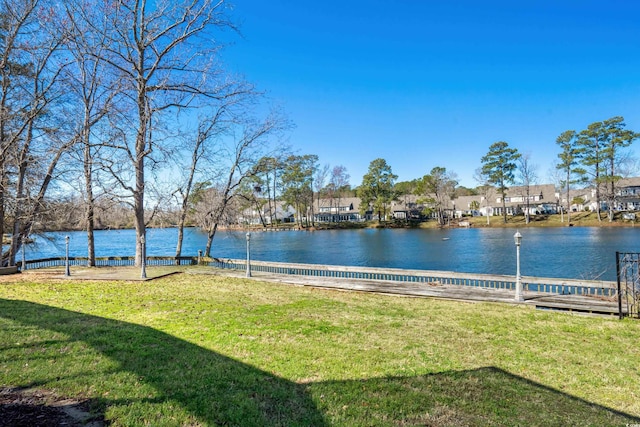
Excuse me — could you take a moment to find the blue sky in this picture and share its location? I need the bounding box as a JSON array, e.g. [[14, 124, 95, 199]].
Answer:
[[222, 1, 640, 188]]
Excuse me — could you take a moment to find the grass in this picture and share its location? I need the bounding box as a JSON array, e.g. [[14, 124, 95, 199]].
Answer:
[[409, 211, 639, 229], [464, 211, 638, 228], [1, 271, 639, 426], [233, 211, 636, 232]]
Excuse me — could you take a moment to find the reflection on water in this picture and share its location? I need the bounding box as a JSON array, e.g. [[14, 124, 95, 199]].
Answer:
[[19, 226, 640, 281]]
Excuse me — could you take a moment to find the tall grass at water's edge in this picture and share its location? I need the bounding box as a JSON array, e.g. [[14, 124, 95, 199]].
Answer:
[[0, 273, 639, 426]]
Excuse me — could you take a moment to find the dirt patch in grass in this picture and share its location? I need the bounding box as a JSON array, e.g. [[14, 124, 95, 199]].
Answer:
[[0, 387, 105, 426]]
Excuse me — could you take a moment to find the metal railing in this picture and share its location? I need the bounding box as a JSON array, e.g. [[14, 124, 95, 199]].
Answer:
[[22, 256, 197, 270], [19, 256, 617, 298], [206, 258, 617, 298]]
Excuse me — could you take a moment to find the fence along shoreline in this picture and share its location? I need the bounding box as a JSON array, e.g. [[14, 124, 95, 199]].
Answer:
[[20, 256, 617, 298]]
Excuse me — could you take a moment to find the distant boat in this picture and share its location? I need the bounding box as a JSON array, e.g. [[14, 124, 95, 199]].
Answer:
[[442, 237, 450, 241]]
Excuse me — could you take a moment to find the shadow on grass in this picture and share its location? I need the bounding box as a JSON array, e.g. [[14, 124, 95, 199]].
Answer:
[[309, 368, 640, 426], [1, 299, 639, 426], [0, 299, 327, 426]]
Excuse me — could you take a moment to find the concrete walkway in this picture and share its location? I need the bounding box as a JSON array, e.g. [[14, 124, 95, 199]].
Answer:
[[206, 268, 623, 316], [15, 265, 623, 317]]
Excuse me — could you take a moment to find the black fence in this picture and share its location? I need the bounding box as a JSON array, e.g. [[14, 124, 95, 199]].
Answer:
[[22, 256, 198, 270], [616, 252, 640, 319]]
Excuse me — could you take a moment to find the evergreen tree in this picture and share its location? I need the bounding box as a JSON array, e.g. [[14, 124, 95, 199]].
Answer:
[[481, 141, 521, 223], [556, 130, 584, 225], [357, 158, 397, 222]]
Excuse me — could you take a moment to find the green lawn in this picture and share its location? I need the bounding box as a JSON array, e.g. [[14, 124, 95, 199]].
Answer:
[[1, 272, 639, 426]]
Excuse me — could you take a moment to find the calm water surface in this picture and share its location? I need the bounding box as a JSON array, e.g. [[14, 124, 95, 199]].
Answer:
[[20, 227, 640, 281]]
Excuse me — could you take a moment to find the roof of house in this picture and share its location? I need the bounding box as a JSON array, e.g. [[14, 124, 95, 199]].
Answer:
[[617, 177, 640, 188], [313, 196, 362, 213]]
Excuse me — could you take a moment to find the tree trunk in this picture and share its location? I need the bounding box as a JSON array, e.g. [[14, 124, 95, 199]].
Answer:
[[134, 188, 145, 266], [273, 167, 279, 228], [608, 157, 615, 222], [595, 156, 602, 222], [134, 73, 148, 266], [204, 222, 218, 257], [12, 140, 70, 264], [86, 199, 96, 266], [595, 189, 602, 221], [0, 174, 4, 266], [502, 191, 508, 223], [134, 151, 146, 266], [84, 118, 96, 266], [175, 219, 185, 260], [266, 169, 275, 227], [525, 186, 530, 224], [175, 154, 197, 258], [9, 118, 34, 266], [502, 203, 507, 223], [566, 171, 571, 225]]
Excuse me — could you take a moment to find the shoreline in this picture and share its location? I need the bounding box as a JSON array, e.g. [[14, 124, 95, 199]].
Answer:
[[29, 212, 639, 234]]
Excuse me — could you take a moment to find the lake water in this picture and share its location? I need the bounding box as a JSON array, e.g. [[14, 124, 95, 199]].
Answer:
[[18, 226, 640, 281]]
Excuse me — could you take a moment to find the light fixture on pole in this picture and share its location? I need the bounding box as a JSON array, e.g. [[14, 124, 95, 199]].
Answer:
[[64, 235, 70, 277], [246, 232, 251, 278], [140, 235, 147, 279], [514, 230, 523, 301]]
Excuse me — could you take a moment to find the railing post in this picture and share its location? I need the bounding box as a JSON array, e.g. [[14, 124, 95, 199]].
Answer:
[[140, 235, 147, 279], [616, 251, 623, 320]]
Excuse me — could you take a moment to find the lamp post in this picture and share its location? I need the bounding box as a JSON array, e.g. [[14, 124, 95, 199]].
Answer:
[[246, 232, 251, 278], [140, 235, 147, 279], [64, 235, 70, 277], [514, 231, 523, 301]]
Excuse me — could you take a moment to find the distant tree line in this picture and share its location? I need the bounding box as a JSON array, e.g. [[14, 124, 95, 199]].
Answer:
[[354, 116, 637, 226], [20, 109, 639, 263]]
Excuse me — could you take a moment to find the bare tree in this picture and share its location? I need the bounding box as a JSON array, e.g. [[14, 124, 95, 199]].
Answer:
[[328, 165, 350, 220], [0, 0, 39, 264], [517, 153, 538, 224], [1, 1, 77, 266], [312, 163, 330, 225], [173, 108, 228, 258], [63, 0, 120, 266], [474, 167, 494, 226], [415, 167, 457, 226], [194, 113, 284, 256], [93, 0, 239, 265]]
